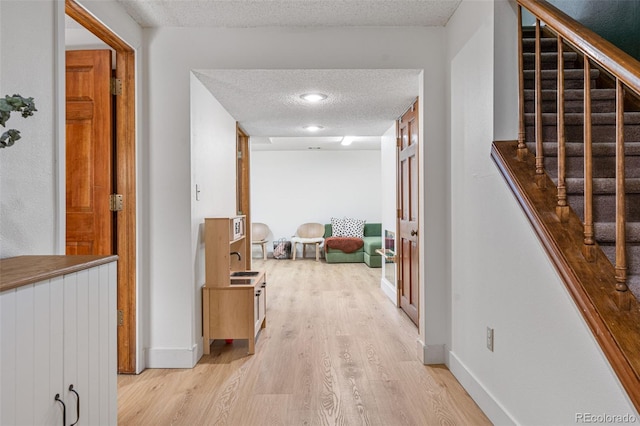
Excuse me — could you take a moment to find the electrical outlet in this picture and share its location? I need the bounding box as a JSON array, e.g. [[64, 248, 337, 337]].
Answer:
[[486, 327, 494, 352]]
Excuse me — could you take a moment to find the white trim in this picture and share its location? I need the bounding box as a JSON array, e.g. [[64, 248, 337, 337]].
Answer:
[[55, 0, 66, 255], [418, 339, 446, 364], [380, 277, 396, 304], [448, 351, 516, 425], [146, 345, 199, 369], [195, 337, 204, 365]]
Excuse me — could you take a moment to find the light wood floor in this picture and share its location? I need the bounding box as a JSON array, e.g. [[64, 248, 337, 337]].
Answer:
[[118, 259, 491, 425]]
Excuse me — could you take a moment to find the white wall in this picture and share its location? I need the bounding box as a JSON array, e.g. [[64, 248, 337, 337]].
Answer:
[[447, 0, 636, 423], [251, 149, 381, 257], [144, 25, 448, 367], [0, 0, 59, 257], [189, 73, 237, 365], [0, 0, 147, 371]]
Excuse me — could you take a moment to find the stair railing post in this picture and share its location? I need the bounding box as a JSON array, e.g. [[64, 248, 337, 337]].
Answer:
[[556, 36, 569, 222], [517, 5, 527, 160], [583, 57, 596, 262], [535, 19, 546, 188], [615, 79, 628, 292]]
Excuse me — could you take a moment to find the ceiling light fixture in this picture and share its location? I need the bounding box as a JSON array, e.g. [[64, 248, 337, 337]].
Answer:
[[341, 136, 354, 146], [300, 93, 327, 102], [303, 125, 323, 132]]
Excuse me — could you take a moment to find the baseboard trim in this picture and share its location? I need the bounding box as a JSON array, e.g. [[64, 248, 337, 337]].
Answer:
[[146, 345, 199, 369], [380, 278, 396, 305], [418, 340, 446, 364], [449, 351, 516, 425]]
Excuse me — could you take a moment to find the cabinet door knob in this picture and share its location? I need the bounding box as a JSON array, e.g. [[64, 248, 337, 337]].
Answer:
[[69, 384, 80, 426], [410, 229, 418, 236]]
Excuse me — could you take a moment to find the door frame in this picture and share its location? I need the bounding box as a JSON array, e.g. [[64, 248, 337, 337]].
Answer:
[[65, 0, 137, 374], [236, 125, 252, 264]]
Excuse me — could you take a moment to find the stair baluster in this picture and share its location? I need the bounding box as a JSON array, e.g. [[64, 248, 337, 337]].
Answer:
[[556, 36, 569, 222], [517, 5, 527, 160], [616, 80, 629, 292], [582, 57, 597, 261], [534, 19, 545, 188]]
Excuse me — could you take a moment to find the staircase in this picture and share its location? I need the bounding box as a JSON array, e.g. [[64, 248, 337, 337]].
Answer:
[[522, 26, 640, 299], [491, 0, 640, 412]]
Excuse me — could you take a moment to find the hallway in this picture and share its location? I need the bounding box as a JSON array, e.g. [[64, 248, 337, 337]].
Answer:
[[117, 260, 489, 425]]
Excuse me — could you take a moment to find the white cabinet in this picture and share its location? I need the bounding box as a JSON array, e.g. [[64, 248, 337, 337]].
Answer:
[[0, 256, 117, 426]]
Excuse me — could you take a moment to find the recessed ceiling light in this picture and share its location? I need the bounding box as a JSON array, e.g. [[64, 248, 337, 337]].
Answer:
[[303, 125, 324, 132], [300, 93, 327, 102]]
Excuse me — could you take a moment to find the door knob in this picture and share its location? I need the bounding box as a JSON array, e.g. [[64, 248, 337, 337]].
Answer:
[[410, 229, 418, 236]]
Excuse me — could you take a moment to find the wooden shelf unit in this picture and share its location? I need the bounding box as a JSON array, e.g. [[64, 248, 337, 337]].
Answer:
[[203, 216, 267, 355], [202, 271, 267, 355], [205, 216, 247, 287]]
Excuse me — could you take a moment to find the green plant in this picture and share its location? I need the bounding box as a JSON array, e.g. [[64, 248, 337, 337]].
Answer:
[[0, 94, 37, 149]]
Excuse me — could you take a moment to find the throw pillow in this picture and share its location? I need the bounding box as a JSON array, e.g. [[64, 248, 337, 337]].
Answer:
[[342, 217, 365, 238], [331, 217, 346, 237]]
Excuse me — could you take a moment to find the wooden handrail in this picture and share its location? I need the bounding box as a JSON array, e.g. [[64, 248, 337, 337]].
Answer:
[[517, 0, 640, 98]]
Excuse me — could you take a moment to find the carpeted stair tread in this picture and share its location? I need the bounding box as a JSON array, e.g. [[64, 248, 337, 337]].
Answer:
[[523, 51, 579, 63], [524, 88, 617, 102], [525, 123, 640, 143], [565, 178, 640, 194], [522, 37, 560, 50], [594, 222, 640, 243], [524, 89, 619, 114], [523, 69, 599, 80], [525, 112, 640, 126], [540, 142, 640, 157]]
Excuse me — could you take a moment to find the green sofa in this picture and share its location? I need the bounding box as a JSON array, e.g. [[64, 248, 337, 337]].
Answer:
[[324, 223, 382, 267]]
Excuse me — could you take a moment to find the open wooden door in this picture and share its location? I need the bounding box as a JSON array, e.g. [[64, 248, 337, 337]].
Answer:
[[397, 99, 419, 326], [66, 49, 114, 255], [66, 0, 138, 374]]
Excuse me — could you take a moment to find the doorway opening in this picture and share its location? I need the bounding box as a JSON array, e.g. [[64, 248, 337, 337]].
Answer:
[[65, 0, 137, 374]]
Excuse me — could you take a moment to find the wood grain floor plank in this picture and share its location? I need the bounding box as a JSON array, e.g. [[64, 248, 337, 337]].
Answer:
[[118, 259, 490, 425]]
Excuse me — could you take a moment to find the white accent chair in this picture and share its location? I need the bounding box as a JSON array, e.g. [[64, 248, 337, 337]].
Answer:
[[251, 222, 270, 260], [291, 223, 325, 261]]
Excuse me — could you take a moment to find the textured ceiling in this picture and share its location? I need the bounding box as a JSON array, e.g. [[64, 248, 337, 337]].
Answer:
[[116, 0, 461, 28], [113, 1, 456, 150], [193, 69, 420, 150]]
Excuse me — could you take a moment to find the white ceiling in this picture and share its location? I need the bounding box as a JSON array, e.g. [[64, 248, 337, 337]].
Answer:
[[112, 0, 460, 150], [193, 69, 420, 150], [116, 0, 462, 28]]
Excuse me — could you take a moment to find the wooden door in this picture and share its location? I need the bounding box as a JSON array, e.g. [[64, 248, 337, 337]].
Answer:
[[398, 100, 419, 326], [65, 50, 114, 256], [237, 125, 252, 263]]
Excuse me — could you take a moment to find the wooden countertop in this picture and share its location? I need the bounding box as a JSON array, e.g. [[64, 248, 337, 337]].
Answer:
[[203, 269, 266, 289], [0, 255, 118, 292]]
